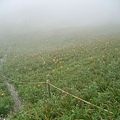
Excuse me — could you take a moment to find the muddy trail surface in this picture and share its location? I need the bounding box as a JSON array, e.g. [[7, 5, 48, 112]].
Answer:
[[0, 47, 22, 113]]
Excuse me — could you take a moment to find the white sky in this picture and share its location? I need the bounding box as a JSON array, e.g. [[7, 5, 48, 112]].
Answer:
[[0, 0, 120, 28]]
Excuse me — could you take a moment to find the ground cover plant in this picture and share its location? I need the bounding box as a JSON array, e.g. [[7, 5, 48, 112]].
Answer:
[[0, 27, 120, 119], [0, 47, 14, 118], [0, 75, 14, 118]]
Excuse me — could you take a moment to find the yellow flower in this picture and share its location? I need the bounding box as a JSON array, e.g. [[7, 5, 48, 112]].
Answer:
[[1, 93, 4, 96], [53, 59, 55, 62], [38, 84, 40, 87], [60, 66, 64, 69], [43, 61, 46, 64]]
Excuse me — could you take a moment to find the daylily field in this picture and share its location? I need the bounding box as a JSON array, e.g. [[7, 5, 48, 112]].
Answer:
[[0, 26, 120, 119]]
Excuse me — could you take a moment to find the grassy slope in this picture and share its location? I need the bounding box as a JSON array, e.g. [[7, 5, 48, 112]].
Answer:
[[0, 48, 14, 117], [0, 75, 14, 117], [1, 26, 120, 119]]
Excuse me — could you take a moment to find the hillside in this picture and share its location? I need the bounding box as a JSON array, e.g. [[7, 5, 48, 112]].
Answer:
[[0, 26, 120, 119]]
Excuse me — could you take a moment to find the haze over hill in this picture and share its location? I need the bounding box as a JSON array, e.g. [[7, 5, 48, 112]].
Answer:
[[0, 0, 120, 34]]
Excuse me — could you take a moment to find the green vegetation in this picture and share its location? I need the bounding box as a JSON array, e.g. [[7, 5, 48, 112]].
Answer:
[[0, 27, 120, 119], [0, 72, 14, 117], [0, 46, 14, 118]]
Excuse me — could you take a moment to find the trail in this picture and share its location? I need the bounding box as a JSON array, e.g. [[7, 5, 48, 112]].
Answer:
[[0, 47, 22, 113]]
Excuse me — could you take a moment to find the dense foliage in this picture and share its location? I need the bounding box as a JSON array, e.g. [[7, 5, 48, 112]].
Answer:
[[0, 74, 14, 117], [0, 27, 120, 119]]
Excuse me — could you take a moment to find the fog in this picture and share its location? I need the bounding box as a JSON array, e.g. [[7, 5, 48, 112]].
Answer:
[[0, 0, 120, 32]]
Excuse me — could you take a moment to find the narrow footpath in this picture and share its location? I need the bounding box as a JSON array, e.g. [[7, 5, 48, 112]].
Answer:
[[0, 47, 22, 113]]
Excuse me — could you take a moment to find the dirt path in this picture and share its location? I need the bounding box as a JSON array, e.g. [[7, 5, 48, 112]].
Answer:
[[0, 47, 22, 113], [2, 76, 22, 112]]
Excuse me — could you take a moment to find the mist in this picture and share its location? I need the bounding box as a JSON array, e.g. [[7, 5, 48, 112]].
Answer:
[[0, 0, 120, 33]]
